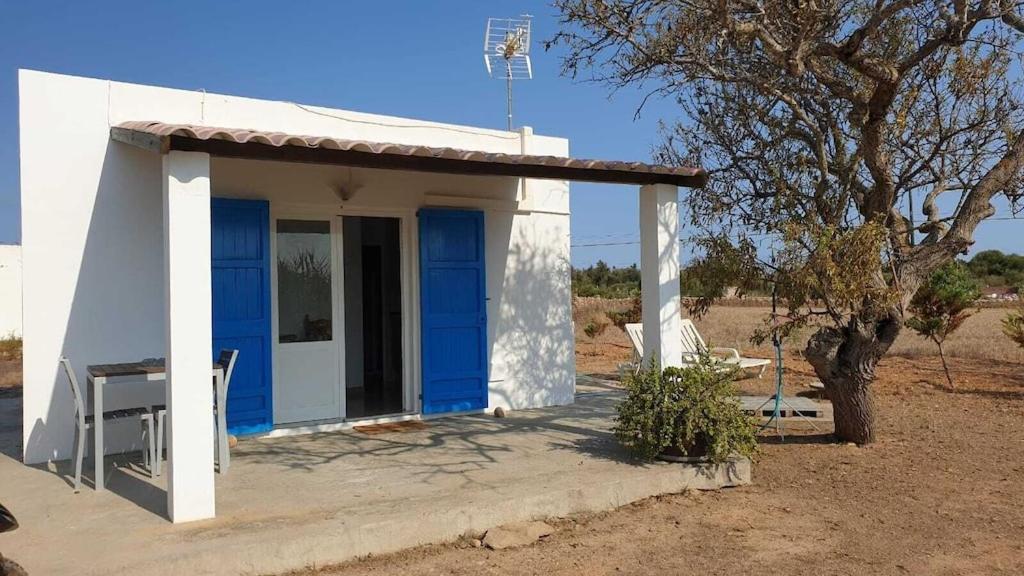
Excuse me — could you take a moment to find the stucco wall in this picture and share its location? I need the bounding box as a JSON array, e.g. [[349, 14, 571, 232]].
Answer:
[[0, 244, 21, 338], [19, 69, 574, 464]]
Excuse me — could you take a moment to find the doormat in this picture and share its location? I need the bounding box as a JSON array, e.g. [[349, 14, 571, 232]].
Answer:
[[353, 420, 430, 435]]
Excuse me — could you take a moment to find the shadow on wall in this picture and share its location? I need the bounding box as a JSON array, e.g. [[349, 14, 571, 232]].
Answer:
[[24, 141, 166, 471], [487, 213, 575, 411]]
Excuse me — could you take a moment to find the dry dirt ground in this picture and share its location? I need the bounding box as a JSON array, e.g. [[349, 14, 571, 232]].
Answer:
[[282, 302, 1024, 576]]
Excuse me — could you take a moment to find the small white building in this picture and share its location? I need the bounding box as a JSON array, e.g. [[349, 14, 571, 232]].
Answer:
[[18, 70, 704, 522], [0, 244, 21, 338]]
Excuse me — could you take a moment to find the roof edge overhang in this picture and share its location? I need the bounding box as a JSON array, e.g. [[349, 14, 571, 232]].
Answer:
[[110, 122, 708, 188]]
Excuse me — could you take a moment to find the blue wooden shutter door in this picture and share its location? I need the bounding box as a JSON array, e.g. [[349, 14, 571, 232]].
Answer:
[[211, 198, 273, 434], [418, 208, 488, 415]]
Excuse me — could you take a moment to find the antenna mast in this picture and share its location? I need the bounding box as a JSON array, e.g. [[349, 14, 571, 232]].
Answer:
[[484, 15, 533, 131]]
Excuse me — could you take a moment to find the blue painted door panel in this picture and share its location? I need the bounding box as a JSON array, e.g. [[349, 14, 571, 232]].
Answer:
[[211, 198, 273, 435], [418, 209, 488, 415]]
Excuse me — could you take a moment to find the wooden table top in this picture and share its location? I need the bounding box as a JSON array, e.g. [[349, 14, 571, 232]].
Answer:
[[87, 359, 223, 378]]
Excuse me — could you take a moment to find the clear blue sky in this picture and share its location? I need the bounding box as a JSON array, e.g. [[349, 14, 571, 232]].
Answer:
[[0, 1, 1019, 265]]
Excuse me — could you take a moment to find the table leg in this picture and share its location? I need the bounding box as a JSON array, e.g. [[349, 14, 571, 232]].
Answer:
[[216, 369, 229, 474], [92, 376, 105, 492]]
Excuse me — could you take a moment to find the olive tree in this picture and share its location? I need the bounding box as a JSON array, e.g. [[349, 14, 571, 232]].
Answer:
[[550, 0, 1024, 443]]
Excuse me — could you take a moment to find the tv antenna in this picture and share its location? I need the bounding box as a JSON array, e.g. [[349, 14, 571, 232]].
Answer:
[[484, 15, 533, 131]]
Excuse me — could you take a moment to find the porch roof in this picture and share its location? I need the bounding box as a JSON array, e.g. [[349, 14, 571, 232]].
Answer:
[[110, 121, 707, 188]]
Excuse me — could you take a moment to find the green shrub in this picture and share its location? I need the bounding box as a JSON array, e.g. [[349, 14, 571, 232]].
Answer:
[[905, 262, 980, 388], [1004, 308, 1024, 349], [606, 296, 641, 331], [0, 333, 21, 362], [613, 358, 758, 463], [583, 317, 610, 339]]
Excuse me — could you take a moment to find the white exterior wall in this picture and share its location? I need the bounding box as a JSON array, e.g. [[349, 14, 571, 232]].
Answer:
[[0, 245, 21, 338], [19, 69, 574, 464]]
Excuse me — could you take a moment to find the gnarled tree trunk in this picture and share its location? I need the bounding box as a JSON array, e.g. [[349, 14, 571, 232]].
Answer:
[[805, 313, 902, 444]]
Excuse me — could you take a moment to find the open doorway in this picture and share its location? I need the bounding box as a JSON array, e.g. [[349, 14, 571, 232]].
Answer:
[[343, 216, 404, 419]]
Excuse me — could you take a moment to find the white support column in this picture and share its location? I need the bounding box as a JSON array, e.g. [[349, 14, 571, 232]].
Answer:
[[639, 183, 682, 369], [163, 150, 216, 523]]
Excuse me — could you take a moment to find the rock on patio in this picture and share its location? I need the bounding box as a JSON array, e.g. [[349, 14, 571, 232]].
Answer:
[[0, 379, 749, 575]]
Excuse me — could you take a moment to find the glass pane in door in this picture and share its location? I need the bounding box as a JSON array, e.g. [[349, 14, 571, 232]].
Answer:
[[276, 220, 332, 343]]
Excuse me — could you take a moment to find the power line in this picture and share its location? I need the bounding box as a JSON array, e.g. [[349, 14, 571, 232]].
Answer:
[[571, 240, 642, 248], [572, 236, 735, 248], [570, 231, 643, 243]]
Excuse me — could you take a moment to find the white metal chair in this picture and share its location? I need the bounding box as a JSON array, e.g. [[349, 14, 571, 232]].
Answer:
[[152, 348, 239, 476], [59, 357, 156, 492]]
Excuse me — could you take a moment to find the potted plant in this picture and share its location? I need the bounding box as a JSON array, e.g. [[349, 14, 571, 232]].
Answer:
[[614, 357, 758, 463]]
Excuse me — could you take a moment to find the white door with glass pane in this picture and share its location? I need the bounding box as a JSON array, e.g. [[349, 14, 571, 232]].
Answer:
[[274, 218, 343, 424]]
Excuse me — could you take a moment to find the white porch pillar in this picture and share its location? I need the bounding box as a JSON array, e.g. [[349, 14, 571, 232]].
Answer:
[[639, 183, 682, 369], [163, 150, 216, 523]]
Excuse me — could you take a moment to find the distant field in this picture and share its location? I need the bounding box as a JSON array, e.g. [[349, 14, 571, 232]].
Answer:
[[0, 334, 20, 389], [574, 297, 1024, 367], [1, 300, 1019, 390]]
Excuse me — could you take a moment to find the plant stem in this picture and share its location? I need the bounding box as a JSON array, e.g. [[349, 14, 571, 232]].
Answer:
[[937, 340, 954, 389]]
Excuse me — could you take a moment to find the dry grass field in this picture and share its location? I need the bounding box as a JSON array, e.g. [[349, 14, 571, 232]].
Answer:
[[574, 297, 1024, 377]]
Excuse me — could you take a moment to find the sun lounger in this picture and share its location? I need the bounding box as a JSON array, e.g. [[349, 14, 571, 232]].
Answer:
[[622, 321, 771, 378]]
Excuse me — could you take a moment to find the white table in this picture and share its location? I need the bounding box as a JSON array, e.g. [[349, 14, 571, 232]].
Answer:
[[86, 360, 226, 492]]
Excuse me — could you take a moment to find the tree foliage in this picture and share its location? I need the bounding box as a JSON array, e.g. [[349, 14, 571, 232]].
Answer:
[[965, 249, 1024, 289], [551, 0, 1024, 443], [905, 262, 981, 387], [572, 261, 641, 297], [573, 251, 1020, 301], [572, 260, 764, 298]]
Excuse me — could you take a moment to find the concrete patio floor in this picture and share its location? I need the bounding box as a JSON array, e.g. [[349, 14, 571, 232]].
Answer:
[[0, 380, 750, 575]]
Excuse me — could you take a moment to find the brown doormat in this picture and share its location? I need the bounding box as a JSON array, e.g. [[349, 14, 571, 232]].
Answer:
[[353, 420, 429, 435]]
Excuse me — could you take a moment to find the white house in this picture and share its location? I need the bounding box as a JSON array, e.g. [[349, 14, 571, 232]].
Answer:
[[18, 70, 704, 522], [0, 244, 21, 338]]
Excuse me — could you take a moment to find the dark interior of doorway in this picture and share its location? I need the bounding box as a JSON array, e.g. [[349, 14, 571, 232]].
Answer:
[[344, 216, 404, 419]]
